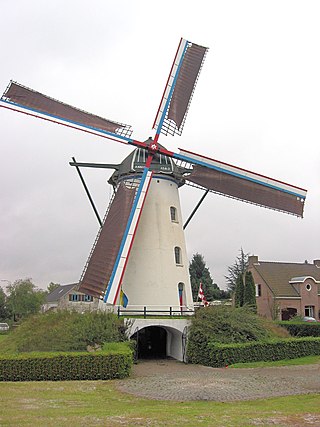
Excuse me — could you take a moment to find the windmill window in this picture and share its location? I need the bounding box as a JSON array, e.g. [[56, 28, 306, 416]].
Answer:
[[170, 206, 178, 222], [174, 246, 182, 265]]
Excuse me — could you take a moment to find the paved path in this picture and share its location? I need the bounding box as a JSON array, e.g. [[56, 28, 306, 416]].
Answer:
[[116, 359, 320, 401]]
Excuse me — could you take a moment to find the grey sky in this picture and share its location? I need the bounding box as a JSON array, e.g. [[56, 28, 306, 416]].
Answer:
[[1, 0, 319, 291]]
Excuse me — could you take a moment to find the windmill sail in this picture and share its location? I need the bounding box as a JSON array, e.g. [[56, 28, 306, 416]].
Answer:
[[104, 167, 153, 305], [153, 38, 208, 137], [78, 182, 136, 299], [1, 81, 132, 140], [176, 148, 306, 217]]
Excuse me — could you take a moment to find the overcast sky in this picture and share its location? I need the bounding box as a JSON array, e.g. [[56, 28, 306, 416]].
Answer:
[[0, 0, 319, 291]]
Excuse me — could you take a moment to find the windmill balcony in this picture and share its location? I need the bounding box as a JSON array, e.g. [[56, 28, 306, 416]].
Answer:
[[116, 305, 194, 319]]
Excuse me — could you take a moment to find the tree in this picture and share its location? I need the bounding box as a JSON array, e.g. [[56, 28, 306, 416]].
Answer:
[[47, 282, 60, 294], [244, 271, 257, 312], [0, 287, 10, 321], [189, 253, 225, 301], [225, 248, 250, 292], [6, 279, 46, 321], [234, 274, 244, 307]]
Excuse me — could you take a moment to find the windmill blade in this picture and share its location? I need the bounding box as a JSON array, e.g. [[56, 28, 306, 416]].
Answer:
[[1, 81, 133, 143], [104, 164, 153, 305], [78, 182, 137, 299], [175, 148, 307, 217], [153, 38, 208, 138]]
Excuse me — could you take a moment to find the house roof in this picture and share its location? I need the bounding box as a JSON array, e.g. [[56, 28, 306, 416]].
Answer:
[[250, 261, 320, 297], [46, 283, 78, 303]]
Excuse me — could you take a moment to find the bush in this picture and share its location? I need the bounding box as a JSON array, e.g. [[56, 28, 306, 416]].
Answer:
[[188, 337, 320, 367], [278, 321, 320, 337], [189, 305, 280, 345], [187, 306, 290, 365], [0, 310, 127, 353], [0, 342, 133, 381]]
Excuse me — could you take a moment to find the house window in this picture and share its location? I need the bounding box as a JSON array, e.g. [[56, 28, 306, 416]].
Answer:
[[174, 246, 182, 265], [170, 206, 178, 222], [304, 306, 315, 317], [69, 293, 93, 302], [255, 284, 262, 297]]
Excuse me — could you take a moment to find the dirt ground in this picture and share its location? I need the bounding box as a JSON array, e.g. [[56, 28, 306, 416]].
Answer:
[[116, 359, 320, 402]]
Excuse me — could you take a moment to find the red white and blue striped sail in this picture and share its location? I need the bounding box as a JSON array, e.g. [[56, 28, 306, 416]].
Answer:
[[175, 148, 307, 217], [1, 81, 133, 144], [104, 167, 153, 305], [153, 38, 208, 138]]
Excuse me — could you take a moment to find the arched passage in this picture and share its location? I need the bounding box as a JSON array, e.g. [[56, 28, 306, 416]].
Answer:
[[132, 326, 167, 359]]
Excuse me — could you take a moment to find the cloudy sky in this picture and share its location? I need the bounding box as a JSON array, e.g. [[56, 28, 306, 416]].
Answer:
[[0, 0, 319, 291]]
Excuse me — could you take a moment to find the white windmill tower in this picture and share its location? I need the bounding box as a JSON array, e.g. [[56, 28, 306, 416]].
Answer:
[[0, 38, 307, 318]]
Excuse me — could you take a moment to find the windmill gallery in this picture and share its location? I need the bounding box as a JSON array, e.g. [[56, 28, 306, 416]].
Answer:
[[0, 38, 307, 360]]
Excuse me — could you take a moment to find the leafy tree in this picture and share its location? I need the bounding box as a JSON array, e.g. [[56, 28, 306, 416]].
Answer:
[[189, 253, 224, 301], [47, 282, 60, 294], [234, 274, 244, 307], [225, 248, 250, 292], [244, 271, 257, 312], [6, 279, 46, 321], [0, 287, 10, 321]]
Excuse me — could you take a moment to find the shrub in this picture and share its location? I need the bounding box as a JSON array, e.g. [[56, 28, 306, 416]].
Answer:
[[0, 310, 127, 353], [0, 342, 133, 381], [187, 306, 290, 364], [189, 306, 274, 345], [278, 321, 320, 337], [188, 337, 320, 367]]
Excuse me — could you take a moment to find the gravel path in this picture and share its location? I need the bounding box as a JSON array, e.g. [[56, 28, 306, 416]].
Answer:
[[116, 359, 320, 401]]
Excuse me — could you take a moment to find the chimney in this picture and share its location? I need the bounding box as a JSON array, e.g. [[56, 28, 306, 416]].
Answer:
[[248, 255, 259, 267], [313, 260, 320, 268]]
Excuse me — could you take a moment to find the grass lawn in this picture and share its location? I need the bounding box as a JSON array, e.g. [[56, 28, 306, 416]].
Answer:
[[0, 380, 319, 427], [0, 334, 9, 343], [230, 355, 320, 368]]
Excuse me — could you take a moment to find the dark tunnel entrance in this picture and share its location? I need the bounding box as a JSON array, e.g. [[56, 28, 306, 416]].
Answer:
[[132, 326, 167, 359]]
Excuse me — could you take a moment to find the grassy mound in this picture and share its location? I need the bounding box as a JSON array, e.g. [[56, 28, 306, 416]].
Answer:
[[0, 310, 127, 353], [188, 305, 288, 347]]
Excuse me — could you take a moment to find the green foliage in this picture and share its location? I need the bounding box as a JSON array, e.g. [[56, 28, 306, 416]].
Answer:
[[6, 279, 46, 321], [189, 253, 228, 301], [225, 248, 250, 292], [243, 271, 257, 312], [187, 306, 270, 356], [0, 288, 10, 321], [234, 274, 244, 307], [0, 310, 127, 353], [188, 337, 320, 367], [0, 344, 133, 381], [186, 306, 290, 363], [278, 321, 320, 337]]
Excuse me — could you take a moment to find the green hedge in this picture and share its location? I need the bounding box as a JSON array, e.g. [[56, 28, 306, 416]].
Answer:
[[0, 347, 133, 381], [187, 337, 320, 367], [277, 321, 320, 337]]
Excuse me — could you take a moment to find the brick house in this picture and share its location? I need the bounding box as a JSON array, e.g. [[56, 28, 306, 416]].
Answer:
[[247, 256, 320, 321], [42, 283, 100, 313]]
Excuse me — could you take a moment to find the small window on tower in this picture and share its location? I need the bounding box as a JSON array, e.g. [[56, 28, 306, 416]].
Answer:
[[170, 206, 178, 222], [174, 246, 182, 265]]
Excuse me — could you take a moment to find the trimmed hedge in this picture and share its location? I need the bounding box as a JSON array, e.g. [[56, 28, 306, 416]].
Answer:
[[0, 347, 133, 381], [277, 321, 320, 337], [187, 337, 320, 367]]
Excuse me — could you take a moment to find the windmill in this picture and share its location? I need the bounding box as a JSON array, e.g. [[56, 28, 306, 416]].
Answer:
[[1, 38, 307, 314]]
